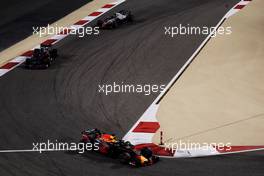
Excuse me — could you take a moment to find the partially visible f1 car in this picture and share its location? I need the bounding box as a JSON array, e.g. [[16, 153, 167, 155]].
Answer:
[[97, 10, 133, 29], [80, 129, 159, 167], [24, 44, 58, 69]]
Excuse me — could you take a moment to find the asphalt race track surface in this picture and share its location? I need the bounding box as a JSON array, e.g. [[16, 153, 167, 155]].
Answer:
[[0, 0, 91, 51], [0, 0, 263, 175]]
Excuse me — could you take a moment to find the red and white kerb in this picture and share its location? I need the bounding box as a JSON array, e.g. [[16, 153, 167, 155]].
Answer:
[[225, 0, 252, 18], [123, 0, 264, 158]]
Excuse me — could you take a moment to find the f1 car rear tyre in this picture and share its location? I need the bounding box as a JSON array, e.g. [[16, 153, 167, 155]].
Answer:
[[97, 20, 103, 28], [45, 62, 51, 69], [50, 49, 58, 59]]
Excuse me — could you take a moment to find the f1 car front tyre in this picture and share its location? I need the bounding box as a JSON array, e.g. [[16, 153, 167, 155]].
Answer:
[[140, 147, 153, 159], [118, 152, 131, 164], [127, 14, 134, 22]]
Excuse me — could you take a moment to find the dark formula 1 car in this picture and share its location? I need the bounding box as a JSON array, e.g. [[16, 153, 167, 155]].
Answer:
[[97, 10, 133, 29], [25, 44, 58, 69], [80, 129, 159, 167]]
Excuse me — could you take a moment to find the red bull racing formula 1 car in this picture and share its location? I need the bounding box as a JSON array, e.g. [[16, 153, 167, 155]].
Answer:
[[80, 129, 159, 167]]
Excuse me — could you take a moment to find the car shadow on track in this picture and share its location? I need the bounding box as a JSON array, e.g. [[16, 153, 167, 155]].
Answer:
[[64, 150, 129, 169]]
